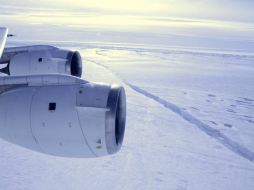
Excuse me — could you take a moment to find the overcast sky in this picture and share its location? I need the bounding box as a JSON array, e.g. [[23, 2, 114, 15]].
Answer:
[[1, 0, 254, 23]]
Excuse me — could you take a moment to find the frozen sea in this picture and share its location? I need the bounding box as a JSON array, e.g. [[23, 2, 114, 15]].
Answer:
[[1, 6, 254, 190]]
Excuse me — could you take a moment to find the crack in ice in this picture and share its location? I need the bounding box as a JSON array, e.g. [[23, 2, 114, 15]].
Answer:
[[88, 58, 254, 162], [125, 83, 254, 162]]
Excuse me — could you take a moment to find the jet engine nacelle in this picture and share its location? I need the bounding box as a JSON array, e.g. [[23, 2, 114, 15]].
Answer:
[[0, 45, 82, 77], [0, 75, 126, 157]]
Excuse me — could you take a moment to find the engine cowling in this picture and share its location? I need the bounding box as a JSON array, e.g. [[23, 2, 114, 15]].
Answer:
[[0, 45, 82, 77], [0, 75, 126, 157]]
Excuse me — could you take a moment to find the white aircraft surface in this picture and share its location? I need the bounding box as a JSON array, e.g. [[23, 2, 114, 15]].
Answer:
[[0, 27, 126, 158]]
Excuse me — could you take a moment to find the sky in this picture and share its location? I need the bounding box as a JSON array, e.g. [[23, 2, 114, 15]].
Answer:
[[1, 0, 254, 23], [1, 0, 253, 51]]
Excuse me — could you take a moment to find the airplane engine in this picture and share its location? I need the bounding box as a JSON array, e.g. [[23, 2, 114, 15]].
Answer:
[[0, 75, 126, 157], [0, 46, 82, 77]]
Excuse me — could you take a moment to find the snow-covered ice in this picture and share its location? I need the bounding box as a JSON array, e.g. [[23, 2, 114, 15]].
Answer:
[[0, 44, 253, 190], [1, 5, 254, 190]]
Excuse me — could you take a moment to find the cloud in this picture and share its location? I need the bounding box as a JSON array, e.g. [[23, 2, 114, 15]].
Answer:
[[0, 0, 254, 22]]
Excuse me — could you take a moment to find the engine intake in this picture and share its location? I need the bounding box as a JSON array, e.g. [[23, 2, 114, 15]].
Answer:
[[67, 51, 82, 78], [106, 85, 126, 154]]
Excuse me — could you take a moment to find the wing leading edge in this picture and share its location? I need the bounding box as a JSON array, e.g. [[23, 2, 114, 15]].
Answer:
[[0, 27, 8, 58]]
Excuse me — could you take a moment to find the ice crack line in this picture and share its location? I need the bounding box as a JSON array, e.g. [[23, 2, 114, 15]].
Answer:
[[125, 83, 254, 162], [88, 58, 254, 162]]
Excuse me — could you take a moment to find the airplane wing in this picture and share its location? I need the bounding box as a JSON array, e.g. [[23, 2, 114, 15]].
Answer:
[[0, 27, 8, 58], [0, 27, 126, 158]]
